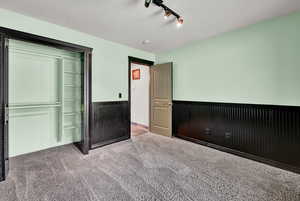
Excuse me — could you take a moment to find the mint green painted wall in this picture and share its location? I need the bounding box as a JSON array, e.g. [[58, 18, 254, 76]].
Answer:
[[0, 8, 155, 102], [157, 11, 300, 106]]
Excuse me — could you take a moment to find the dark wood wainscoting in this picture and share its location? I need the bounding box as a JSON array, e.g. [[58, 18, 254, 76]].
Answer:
[[173, 101, 300, 173], [0, 109, 3, 180], [90, 101, 129, 149]]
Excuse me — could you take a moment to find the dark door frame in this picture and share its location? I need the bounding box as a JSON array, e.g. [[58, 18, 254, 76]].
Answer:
[[128, 56, 154, 137], [0, 27, 93, 181]]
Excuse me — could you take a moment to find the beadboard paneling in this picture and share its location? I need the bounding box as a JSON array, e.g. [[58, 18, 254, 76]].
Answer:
[[91, 101, 129, 149], [173, 101, 300, 173]]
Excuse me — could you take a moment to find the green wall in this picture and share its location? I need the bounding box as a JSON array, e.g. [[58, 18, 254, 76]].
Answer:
[[157, 11, 300, 106], [0, 8, 155, 102], [2, 8, 300, 106]]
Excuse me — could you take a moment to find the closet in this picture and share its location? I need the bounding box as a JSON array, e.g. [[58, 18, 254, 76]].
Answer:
[[8, 39, 83, 157]]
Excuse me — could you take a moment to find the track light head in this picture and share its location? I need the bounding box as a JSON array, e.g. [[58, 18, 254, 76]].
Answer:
[[145, 0, 184, 28], [164, 9, 171, 20], [145, 0, 152, 8], [176, 17, 184, 27]]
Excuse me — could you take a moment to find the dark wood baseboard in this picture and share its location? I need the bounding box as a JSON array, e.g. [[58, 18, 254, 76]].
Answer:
[[91, 135, 130, 149], [173, 100, 300, 174], [175, 134, 300, 174]]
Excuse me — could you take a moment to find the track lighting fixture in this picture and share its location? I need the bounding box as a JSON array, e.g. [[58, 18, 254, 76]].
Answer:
[[164, 9, 172, 20], [145, 0, 151, 8], [176, 17, 184, 28], [145, 0, 184, 27]]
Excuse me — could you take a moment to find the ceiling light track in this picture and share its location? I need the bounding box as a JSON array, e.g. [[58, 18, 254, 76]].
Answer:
[[145, 0, 184, 27]]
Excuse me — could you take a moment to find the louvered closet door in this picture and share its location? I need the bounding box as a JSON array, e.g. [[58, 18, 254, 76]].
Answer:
[[8, 40, 83, 157]]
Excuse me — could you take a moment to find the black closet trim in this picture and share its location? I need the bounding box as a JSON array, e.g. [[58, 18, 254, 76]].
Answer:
[[0, 26, 92, 182], [0, 26, 92, 52], [0, 34, 7, 181]]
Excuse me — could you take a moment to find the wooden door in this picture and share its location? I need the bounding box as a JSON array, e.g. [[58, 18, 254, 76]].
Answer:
[[150, 63, 172, 137]]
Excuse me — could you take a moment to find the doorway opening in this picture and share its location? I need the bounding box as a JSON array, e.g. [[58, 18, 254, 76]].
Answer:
[[128, 57, 154, 137], [0, 27, 92, 181], [8, 39, 84, 157]]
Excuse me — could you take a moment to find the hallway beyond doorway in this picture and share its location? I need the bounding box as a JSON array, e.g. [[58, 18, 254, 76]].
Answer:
[[131, 123, 148, 137]]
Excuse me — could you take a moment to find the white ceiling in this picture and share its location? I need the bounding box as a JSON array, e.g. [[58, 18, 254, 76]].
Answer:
[[1, 0, 300, 53]]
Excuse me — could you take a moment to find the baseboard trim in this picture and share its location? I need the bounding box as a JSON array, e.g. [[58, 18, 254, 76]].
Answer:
[[175, 134, 300, 174], [91, 135, 130, 150], [131, 122, 149, 130]]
